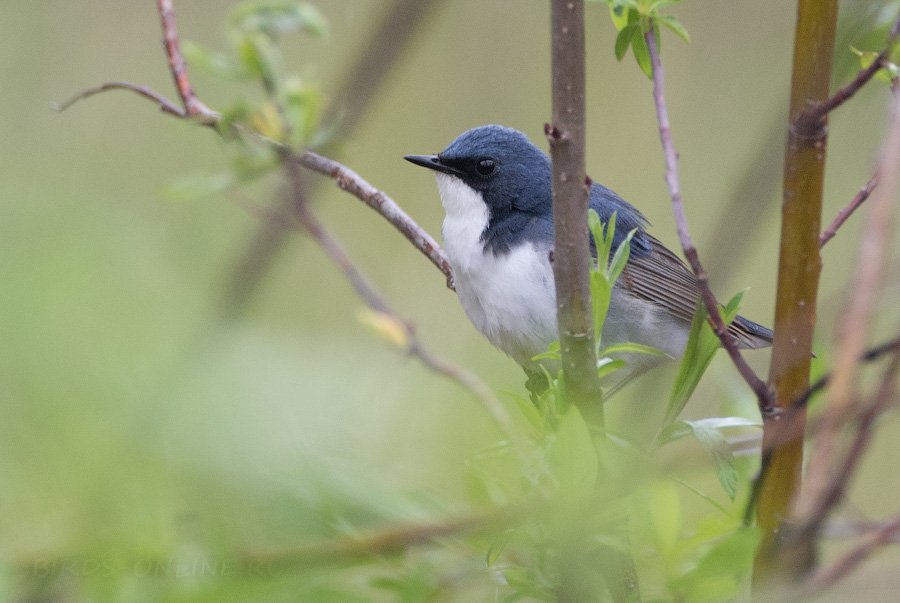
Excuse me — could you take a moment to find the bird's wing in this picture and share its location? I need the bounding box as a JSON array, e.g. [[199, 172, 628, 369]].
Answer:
[[619, 234, 772, 349]]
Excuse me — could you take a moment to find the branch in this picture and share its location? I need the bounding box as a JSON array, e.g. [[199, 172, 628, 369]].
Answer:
[[280, 154, 512, 436], [218, 0, 446, 318], [643, 26, 773, 412], [244, 506, 515, 571], [795, 12, 900, 135], [156, 0, 216, 120], [52, 81, 186, 117], [547, 0, 603, 411], [804, 512, 900, 593], [755, 0, 839, 581], [789, 343, 900, 553], [820, 173, 879, 247], [296, 151, 454, 289]]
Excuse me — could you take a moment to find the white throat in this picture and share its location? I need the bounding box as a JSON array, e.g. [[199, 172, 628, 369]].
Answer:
[[435, 173, 490, 274]]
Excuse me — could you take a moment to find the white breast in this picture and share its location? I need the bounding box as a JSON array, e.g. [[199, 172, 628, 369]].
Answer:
[[436, 174, 558, 367]]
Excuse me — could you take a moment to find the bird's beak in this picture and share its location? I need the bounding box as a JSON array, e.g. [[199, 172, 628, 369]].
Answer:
[[404, 154, 464, 178]]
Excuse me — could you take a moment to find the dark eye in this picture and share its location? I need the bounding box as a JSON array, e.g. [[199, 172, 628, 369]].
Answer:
[[475, 157, 496, 177]]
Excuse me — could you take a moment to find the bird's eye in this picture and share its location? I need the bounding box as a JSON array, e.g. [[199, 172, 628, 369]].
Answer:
[[475, 158, 496, 177]]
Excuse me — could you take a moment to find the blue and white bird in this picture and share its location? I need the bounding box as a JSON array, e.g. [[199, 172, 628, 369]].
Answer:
[[405, 125, 771, 388]]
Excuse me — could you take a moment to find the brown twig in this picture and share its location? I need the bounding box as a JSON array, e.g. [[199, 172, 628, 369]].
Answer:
[[790, 342, 900, 551], [156, 0, 216, 119], [547, 0, 603, 413], [804, 512, 900, 593], [819, 173, 879, 247], [795, 12, 900, 136], [296, 151, 454, 289], [52, 81, 187, 117], [218, 0, 446, 317], [281, 154, 511, 436], [643, 25, 773, 412], [796, 73, 900, 558]]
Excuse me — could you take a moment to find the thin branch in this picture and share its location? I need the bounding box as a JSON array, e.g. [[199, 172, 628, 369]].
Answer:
[[296, 151, 454, 289], [820, 173, 879, 247], [547, 0, 603, 412], [281, 154, 511, 436], [744, 334, 900, 524], [797, 74, 900, 542], [643, 25, 773, 412], [53, 81, 186, 117], [790, 342, 900, 550], [244, 506, 515, 572], [804, 512, 900, 593], [156, 0, 216, 119], [218, 0, 446, 318], [796, 12, 900, 135]]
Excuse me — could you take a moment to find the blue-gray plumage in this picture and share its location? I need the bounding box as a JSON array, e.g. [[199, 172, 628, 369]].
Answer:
[[405, 125, 771, 390]]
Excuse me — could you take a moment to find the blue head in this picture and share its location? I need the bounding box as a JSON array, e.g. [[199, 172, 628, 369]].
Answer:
[[405, 125, 649, 255]]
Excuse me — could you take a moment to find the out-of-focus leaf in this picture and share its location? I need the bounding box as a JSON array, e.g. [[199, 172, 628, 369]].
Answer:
[[548, 406, 598, 498], [632, 480, 680, 558], [615, 24, 637, 61], [231, 2, 328, 38], [283, 77, 322, 145], [182, 41, 250, 81], [597, 358, 627, 380], [356, 308, 410, 350], [162, 171, 238, 201], [486, 528, 516, 566], [657, 14, 690, 44], [660, 419, 756, 500], [673, 528, 759, 601], [501, 391, 544, 431], [664, 291, 745, 428]]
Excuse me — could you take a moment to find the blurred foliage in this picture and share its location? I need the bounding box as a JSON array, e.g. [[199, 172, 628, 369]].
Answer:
[[4, 0, 900, 601]]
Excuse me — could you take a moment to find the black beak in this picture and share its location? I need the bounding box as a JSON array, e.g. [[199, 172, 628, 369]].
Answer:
[[404, 154, 464, 177]]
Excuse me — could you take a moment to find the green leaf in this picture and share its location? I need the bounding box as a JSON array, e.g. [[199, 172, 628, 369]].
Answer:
[[501, 391, 544, 431], [591, 271, 612, 343], [549, 406, 598, 497], [231, 2, 328, 38], [630, 25, 653, 78], [674, 528, 760, 600], [657, 416, 760, 446], [664, 291, 745, 427], [236, 33, 284, 96], [614, 24, 637, 61], [607, 228, 636, 283], [657, 14, 690, 44], [600, 342, 668, 357], [162, 171, 238, 201], [182, 41, 250, 81], [597, 358, 627, 380], [661, 420, 745, 500]]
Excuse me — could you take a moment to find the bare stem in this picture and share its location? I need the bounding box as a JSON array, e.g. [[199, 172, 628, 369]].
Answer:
[[795, 78, 900, 563], [819, 174, 879, 247], [53, 81, 186, 117], [156, 0, 216, 119], [643, 26, 772, 411], [548, 0, 603, 412]]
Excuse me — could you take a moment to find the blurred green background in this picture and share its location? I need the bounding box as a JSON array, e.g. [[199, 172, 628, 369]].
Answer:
[[2, 0, 900, 600]]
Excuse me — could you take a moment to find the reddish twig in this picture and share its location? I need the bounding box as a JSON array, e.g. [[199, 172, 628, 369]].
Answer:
[[644, 25, 773, 412], [156, 0, 216, 119], [296, 151, 454, 289], [804, 512, 900, 593], [820, 173, 879, 247]]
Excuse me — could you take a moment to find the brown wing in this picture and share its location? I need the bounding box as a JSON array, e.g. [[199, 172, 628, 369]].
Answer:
[[619, 234, 772, 349]]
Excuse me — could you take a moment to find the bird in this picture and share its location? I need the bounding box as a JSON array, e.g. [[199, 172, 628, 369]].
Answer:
[[405, 125, 772, 391]]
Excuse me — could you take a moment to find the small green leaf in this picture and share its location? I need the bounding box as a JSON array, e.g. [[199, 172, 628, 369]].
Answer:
[[591, 271, 612, 343], [607, 228, 636, 283], [663, 420, 742, 500], [600, 342, 668, 357], [614, 24, 637, 61], [657, 14, 690, 44], [162, 171, 238, 201], [630, 25, 653, 78], [231, 2, 328, 38], [502, 391, 544, 431], [597, 358, 627, 380], [182, 41, 250, 81], [664, 290, 746, 427]]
